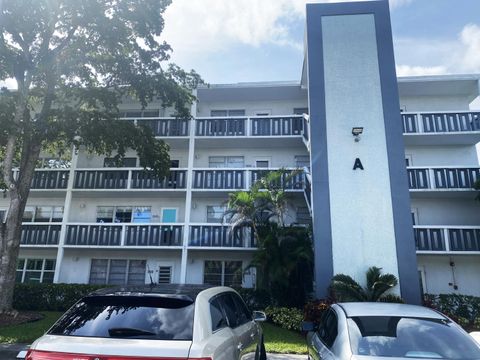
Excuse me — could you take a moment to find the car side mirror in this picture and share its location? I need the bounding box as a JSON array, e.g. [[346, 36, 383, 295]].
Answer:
[[253, 311, 267, 322], [470, 331, 480, 345], [301, 321, 317, 332]]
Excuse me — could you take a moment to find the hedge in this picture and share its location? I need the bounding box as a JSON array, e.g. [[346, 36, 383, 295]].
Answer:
[[424, 293, 480, 330], [265, 306, 304, 331], [13, 283, 109, 311]]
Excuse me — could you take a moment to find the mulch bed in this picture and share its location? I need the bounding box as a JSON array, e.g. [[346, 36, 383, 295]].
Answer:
[[0, 312, 44, 327]]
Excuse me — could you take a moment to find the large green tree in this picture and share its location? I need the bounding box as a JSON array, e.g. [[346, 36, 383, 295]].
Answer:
[[0, 0, 201, 312]]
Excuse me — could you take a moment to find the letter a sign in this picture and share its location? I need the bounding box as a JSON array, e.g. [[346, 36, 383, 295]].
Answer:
[[353, 158, 364, 170]]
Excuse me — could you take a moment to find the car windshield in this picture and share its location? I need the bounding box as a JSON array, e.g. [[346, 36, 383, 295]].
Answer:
[[347, 316, 480, 359], [48, 295, 194, 340]]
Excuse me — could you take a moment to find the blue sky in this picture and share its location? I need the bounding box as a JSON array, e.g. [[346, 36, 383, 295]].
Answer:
[[162, 0, 480, 84]]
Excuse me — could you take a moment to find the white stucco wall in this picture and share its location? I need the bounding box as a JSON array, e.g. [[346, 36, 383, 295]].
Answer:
[[68, 196, 186, 223], [400, 95, 472, 112], [418, 255, 480, 296], [411, 198, 480, 226], [197, 99, 308, 117], [192, 147, 308, 168], [405, 145, 479, 167], [322, 14, 400, 290]]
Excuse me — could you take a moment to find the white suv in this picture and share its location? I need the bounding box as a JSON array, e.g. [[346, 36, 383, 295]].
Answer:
[[24, 285, 267, 360]]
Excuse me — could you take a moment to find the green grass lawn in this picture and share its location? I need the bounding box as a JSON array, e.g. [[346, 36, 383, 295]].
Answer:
[[262, 322, 308, 354], [0, 312, 63, 344]]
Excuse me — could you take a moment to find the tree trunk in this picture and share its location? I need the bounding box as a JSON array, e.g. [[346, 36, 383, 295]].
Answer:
[[0, 142, 41, 312]]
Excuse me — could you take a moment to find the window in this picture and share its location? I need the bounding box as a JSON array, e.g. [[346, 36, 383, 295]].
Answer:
[[22, 206, 64, 223], [36, 158, 71, 169], [48, 296, 195, 340], [318, 309, 338, 348], [210, 109, 245, 117], [170, 160, 180, 168], [295, 155, 310, 168], [96, 206, 151, 223], [405, 155, 412, 167], [103, 157, 137, 167], [293, 107, 309, 115], [161, 208, 177, 223], [210, 297, 228, 331], [207, 206, 227, 223], [255, 160, 269, 168], [158, 266, 172, 284], [411, 209, 418, 225], [208, 156, 245, 168], [230, 292, 252, 325], [296, 206, 311, 224], [0, 209, 6, 223], [204, 261, 242, 287], [89, 259, 146, 285], [16, 258, 55, 283]]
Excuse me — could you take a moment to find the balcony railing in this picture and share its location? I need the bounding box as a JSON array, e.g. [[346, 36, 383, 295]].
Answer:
[[250, 169, 305, 190], [415, 226, 480, 252], [402, 111, 480, 134], [20, 170, 69, 189], [189, 224, 256, 248], [408, 167, 480, 190], [65, 223, 183, 247], [73, 168, 187, 190], [195, 115, 303, 137], [21, 224, 61, 245], [121, 118, 189, 137], [193, 169, 245, 190]]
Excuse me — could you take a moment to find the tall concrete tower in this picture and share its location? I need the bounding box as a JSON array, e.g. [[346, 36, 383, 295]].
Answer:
[[306, 0, 421, 304]]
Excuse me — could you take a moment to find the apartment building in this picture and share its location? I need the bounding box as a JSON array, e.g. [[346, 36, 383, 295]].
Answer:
[[4, 1, 480, 300]]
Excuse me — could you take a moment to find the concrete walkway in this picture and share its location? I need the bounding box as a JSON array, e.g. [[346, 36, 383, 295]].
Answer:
[[267, 354, 308, 360]]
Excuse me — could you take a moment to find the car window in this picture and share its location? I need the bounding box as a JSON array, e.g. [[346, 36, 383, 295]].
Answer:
[[210, 297, 228, 332], [218, 293, 239, 328], [317, 309, 338, 348], [48, 295, 194, 340], [231, 293, 252, 325], [348, 316, 480, 359]]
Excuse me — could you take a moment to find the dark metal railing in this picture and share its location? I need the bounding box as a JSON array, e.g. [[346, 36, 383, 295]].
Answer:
[[193, 169, 245, 189], [250, 169, 304, 190], [125, 225, 183, 246], [66, 224, 122, 246], [448, 228, 480, 251], [74, 170, 128, 189], [251, 116, 303, 136], [131, 170, 187, 189], [31, 170, 69, 189], [138, 118, 189, 136], [189, 225, 256, 248], [402, 111, 480, 133], [21, 224, 61, 245], [414, 228, 446, 251], [196, 118, 246, 136]]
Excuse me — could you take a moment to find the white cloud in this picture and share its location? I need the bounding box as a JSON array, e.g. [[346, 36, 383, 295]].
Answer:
[[162, 0, 413, 64], [458, 24, 480, 72], [396, 65, 447, 77], [395, 23, 480, 77]]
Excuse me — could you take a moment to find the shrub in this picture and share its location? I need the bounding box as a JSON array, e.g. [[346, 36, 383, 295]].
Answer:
[[303, 300, 330, 325], [265, 306, 304, 331], [13, 283, 109, 311], [378, 294, 405, 303], [236, 288, 272, 310], [423, 293, 480, 330]]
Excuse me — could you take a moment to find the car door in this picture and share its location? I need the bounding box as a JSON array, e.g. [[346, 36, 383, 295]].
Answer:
[[219, 292, 257, 360], [309, 309, 338, 360], [208, 295, 237, 360]]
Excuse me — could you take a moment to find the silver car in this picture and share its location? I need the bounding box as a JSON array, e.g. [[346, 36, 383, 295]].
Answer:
[[303, 302, 480, 360]]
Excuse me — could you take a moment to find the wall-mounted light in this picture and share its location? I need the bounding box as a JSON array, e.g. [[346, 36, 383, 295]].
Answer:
[[352, 127, 364, 142]]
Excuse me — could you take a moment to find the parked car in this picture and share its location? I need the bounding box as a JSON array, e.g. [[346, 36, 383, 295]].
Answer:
[[24, 284, 267, 360], [303, 302, 480, 360]]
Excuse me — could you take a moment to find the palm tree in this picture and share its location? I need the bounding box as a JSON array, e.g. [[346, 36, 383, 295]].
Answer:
[[330, 266, 399, 302]]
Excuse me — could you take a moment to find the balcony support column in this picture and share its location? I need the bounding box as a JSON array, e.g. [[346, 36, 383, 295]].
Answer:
[[53, 146, 78, 283], [180, 91, 197, 284]]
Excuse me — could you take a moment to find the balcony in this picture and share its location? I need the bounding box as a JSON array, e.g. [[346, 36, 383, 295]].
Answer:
[[408, 167, 479, 196], [65, 223, 183, 247], [73, 168, 187, 190], [189, 224, 256, 249], [14, 169, 69, 190], [20, 224, 61, 246], [402, 111, 480, 145], [122, 118, 189, 137], [415, 226, 480, 253], [192, 168, 305, 191]]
